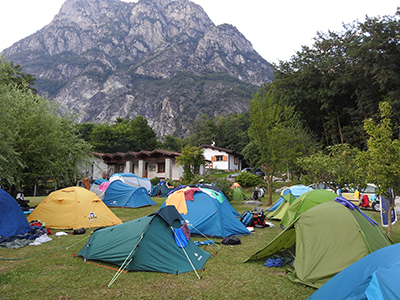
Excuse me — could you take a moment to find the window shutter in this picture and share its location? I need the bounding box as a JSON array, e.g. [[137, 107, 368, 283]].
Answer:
[[223, 156, 227, 161], [211, 156, 215, 162]]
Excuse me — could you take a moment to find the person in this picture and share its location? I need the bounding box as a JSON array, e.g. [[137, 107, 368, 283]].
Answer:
[[337, 186, 342, 197]]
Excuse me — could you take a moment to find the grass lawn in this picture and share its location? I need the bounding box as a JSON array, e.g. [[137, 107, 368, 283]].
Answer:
[[1, 191, 399, 300]]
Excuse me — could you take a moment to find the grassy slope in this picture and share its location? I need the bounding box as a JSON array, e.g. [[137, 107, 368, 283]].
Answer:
[[1, 192, 398, 300]]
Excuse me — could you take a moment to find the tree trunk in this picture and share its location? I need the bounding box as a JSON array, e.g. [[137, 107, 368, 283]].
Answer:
[[267, 174, 273, 206], [336, 111, 344, 144]]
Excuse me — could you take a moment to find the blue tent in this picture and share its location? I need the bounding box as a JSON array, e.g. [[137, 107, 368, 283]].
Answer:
[[0, 189, 32, 238], [109, 173, 153, 194], [103, 180, 156, 208], [309, 243, 400, 300], [267, 185, 312, 212], [89, 178, 109, 199], [161, 187, 251, 238]]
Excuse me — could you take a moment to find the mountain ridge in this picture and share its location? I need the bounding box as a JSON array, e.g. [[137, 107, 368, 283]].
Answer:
[[3, 0, 274, 138]]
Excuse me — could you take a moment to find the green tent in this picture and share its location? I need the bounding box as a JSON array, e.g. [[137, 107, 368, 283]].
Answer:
[[231, 185, 247, 200], [77, 206, 211, 274], [245, 201, 392, 288], [266, 192, 296, 220], [280, 189, 338, 228]]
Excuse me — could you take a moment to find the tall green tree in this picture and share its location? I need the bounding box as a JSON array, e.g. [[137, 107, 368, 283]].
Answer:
[[273, 11, 400, 148], [159, 135, 183, 152], [214, 113, 250, 153], [90, 119, 139, 153], [130, 116, 158, 151], [356, 102, 400, 237], [187, 114, 217, 146], [175, 146, 205, 181], [248, 85, 304, 205], [0, 82, 92, 193]]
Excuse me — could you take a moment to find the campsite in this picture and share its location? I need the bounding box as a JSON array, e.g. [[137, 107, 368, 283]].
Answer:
[[2, 185, 400, 300]]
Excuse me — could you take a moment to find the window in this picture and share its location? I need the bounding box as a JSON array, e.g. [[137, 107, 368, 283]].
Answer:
[[215, 155, 224, 161], [158, 162, 165, 173], [234, 156, 238, 164]]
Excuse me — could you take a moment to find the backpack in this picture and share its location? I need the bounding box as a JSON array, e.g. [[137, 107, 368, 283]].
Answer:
[[252, 214, 266, 228], [240, 211, 253, 226]]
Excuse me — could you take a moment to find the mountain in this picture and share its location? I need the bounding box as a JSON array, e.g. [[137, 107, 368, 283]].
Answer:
[[3, 0, 274, 138]]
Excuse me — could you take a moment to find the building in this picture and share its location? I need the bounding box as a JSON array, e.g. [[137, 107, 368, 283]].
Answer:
[[200, 145, 243, 171], [88, 150, 183, 181]]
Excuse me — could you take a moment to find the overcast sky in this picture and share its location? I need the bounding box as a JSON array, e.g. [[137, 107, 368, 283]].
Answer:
[[0, 0, 398, 64]]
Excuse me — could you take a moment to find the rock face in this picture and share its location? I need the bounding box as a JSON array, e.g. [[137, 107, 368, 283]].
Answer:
[[3, 0, 274, 138]]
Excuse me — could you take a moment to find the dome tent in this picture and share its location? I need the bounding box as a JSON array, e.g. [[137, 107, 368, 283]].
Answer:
[[109, 173, 153, 194], [280, 189, 338, 228], [309, 243, 400, 299], [161, 187, 251, 238], [245, 199, 392, 288], [102, 180, 156, 208], [0, 189, 32, 238], [77, 205, 211, 275], [27, 187, 122, 230]]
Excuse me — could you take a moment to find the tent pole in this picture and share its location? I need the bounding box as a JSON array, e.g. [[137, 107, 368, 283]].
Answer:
[[171, 227, 201, 280]]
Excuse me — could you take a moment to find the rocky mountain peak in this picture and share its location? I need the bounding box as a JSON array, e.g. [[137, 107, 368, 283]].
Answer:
[[3, 0, 275, 138]]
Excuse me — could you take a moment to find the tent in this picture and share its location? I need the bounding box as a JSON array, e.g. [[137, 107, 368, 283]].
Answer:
[[161, 187, 251, 238], [245, 199, 392, 288], [280, 189, 338, 228], [0, 189, 32, 238], [77, 205, 211, 274], [102, 180, 156, 208], [89, 178, 108, 199], [309, 243, 400, 299], [266, 185, 312, 220], [110, 173, 153, 194], [150, 181, 175, 197], [27, 187, 122, 230], [230, 183, 248, 200]]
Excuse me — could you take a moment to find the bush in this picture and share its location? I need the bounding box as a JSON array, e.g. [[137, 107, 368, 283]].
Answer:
[[189, 174, 233, 201], [235, 172, 264, 188], [150, 177, 161, 186]]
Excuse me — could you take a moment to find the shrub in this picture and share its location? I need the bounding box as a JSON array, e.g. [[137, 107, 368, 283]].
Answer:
[[235, 172, 264, 188], [150, 177, 160, 186]]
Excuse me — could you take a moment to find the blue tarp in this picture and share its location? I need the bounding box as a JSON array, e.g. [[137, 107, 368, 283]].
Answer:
[[0, 189, 32, 238], [309, 243, 400, 300], [103, 180, 156, 208]]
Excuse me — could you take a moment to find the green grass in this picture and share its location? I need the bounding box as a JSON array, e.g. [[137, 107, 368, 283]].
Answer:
[[1, 192, 399, 300]]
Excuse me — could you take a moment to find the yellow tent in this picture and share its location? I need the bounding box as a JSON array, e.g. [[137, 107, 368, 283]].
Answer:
[[27, 187, 122, 229]]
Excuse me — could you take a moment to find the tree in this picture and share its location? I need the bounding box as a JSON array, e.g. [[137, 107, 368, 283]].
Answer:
[[356, 101, 400, 237], [272, 11, 400, 148], [248, 85, 305, 205], [0, 54, 36, 92], [159, 135, 183, 152], [214, 113, 250, 153], [297, 143, 362, 192], [187, 114, 217, 146], [90, 120, 139, 153], [0, 82, 92, 193], [175, 146, 205, 181], [130, 116, 158, 151]]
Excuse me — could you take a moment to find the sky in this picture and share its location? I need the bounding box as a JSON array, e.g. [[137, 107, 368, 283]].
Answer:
[[0, 0, 398, 64]]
